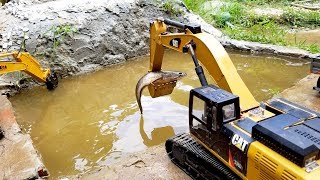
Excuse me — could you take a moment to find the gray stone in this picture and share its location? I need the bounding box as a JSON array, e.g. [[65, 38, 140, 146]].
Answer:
[[102, 54, 126, 66]]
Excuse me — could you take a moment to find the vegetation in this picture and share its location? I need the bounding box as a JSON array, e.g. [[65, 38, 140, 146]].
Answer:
[[45, 24, 77, 49], [161, 0, 185, 16], [268, 87, 281, 96], [282, 8, 320, 27], [35, 24, 77, 59], [182, 0, 320, 53]]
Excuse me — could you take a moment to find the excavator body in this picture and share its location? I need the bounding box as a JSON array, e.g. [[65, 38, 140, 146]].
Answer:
[[142, 19, 320, 179]]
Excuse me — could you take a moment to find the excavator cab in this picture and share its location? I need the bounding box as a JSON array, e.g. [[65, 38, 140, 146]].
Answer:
[[189, 85, 240, 132]]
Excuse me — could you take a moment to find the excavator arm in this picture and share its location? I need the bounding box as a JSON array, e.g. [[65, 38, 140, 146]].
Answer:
[[0, 51, 58, 90], [149, 19, 259, 111]]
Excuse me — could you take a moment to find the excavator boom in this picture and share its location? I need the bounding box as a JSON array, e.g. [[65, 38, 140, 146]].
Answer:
[[0, 51, 58, 90], [149, 19, 259, 111]]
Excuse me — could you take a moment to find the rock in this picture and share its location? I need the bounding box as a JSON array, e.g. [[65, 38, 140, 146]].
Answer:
[[102, 54, 126, 66]]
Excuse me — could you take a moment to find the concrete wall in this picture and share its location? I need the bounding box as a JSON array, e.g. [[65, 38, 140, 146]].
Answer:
[[0, 95, 48, 179]]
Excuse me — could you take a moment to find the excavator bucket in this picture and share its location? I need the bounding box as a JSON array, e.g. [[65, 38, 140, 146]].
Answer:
[[148, 80, 177, 98]]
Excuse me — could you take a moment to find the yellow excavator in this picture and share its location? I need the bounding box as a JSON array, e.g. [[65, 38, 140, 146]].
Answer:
[[140, 19, 320, 179], [0, 50, 58, 90]]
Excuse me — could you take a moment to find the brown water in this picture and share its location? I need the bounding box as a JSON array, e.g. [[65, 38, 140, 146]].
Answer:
[[287, 29, 320, 46], [10, 50, 309, 178]]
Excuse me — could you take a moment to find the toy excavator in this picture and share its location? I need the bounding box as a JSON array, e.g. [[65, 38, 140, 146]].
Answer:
[[311, 59, 320, 92], [138, 19, 320, 179], [0, 51, 58, 90]]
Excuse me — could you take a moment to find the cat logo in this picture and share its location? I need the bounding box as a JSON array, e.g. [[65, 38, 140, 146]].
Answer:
[[231, 134, 248, 152], [0, 65, 7, 71]]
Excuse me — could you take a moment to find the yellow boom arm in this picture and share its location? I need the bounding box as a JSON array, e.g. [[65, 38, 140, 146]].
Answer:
[[0, 51, 58, 90], [149, 19, 259, 111]]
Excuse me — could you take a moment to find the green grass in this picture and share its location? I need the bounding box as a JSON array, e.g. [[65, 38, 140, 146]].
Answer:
[[161, 0, 185, 16], [282, 8, 320, 27], [45, 24, 77, 49], [183, 0, 206, 12], [268, 87, 281, 96], [182, 0, 320, 53], [233, 0, 294, 5], [224, 21, 287, 46], [295, 39, 320, 54]]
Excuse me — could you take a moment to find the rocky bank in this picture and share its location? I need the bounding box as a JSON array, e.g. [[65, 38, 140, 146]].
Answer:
[[1, 0, 319, 94], [0, 0, 224, 94]]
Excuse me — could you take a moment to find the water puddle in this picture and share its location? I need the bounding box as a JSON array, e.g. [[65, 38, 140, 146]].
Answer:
[[10, 50, 309, 178]]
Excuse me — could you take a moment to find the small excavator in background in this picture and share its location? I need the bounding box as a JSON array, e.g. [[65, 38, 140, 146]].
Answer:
[[0, 50, 58, 90], [311, 59, 320, 92], [138, 18, 320, 179]]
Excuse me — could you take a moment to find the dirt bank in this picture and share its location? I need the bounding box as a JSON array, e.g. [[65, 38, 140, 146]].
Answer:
[[0, 0, 223, 94], [1, 0, 319, 95], [0, 95, 48, 179]]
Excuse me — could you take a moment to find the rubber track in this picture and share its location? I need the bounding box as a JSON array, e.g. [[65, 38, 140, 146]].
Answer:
[[166, 133, 241, 180]]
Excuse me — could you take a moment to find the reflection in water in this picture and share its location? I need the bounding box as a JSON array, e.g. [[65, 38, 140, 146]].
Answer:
[[10, 50, 309, 178], [139, 116, 175, 147]]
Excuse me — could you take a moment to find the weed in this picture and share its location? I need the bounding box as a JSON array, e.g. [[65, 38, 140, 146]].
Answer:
[[224, 21, 287, 45], [45, 24, 77, 49], [294, 39, 320, 53], [182, 0, 320, 53], [206, 2, 246, 28], [282, 8, 320, 27], [161, 0, 184, 16], [183, 0, 206, 12], [307, 44, 320, 53], [268, 87, 281, 95], [227, 0, 295, 6]]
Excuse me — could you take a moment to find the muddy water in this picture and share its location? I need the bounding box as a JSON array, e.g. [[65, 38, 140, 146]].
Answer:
[[287, 29, 320, 46], [10, 50, 309, 178]]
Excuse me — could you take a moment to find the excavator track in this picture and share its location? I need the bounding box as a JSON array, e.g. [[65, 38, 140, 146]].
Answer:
[[165, 133, 240, 180]]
